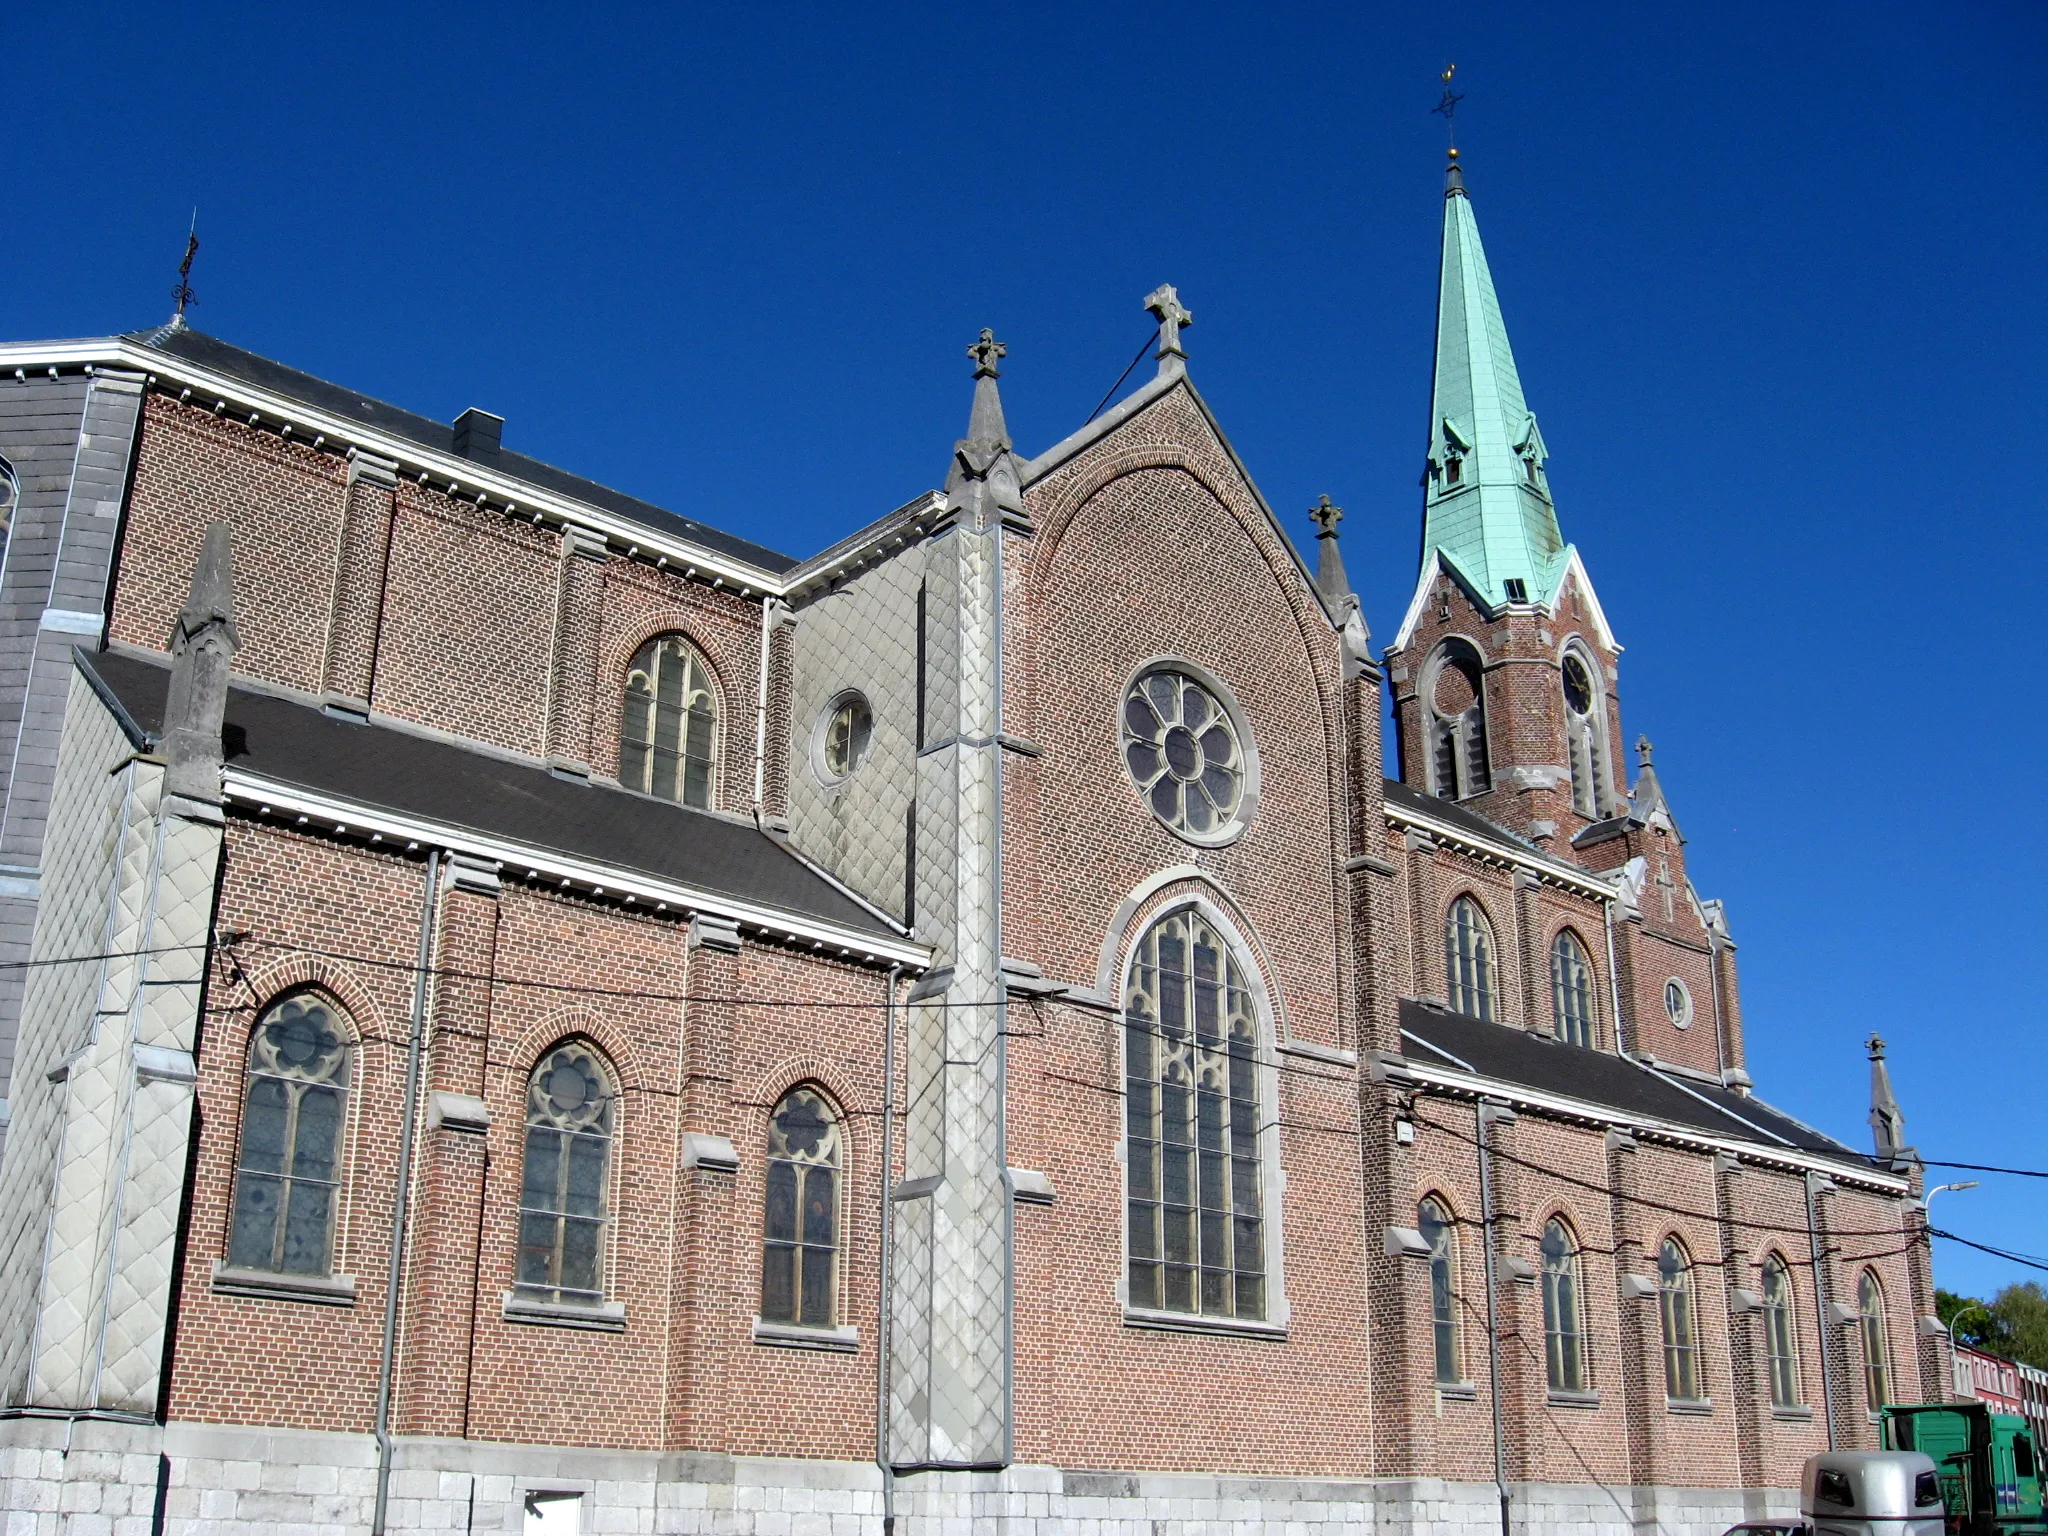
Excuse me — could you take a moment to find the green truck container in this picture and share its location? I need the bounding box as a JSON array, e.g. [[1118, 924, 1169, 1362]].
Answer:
[[1882, 1403, 2045, 1536]]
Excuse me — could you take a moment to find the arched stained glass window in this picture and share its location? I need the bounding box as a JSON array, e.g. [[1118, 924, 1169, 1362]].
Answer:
[[620, 636, 718, 807], [1543, 1218, 1588, 1393], [1446, 897, 1497, 1022], [517, 1041, 615, 1306], [1419, 1196, 1461, 1384], [228, 993, 352, 1275], [1660, 1237, 1702, 1401], [1859, 1270, 1892, 1412], [1550, 930, 1595, 1048], [761, 1088, 842, 1328], [1123, 908, 1266, 1321], [1762, 1254, 1802, 1408]]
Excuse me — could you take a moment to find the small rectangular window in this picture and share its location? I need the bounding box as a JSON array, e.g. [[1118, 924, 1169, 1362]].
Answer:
[[1444, 457, 1462, 486], [1503, 578, 1528, 603]]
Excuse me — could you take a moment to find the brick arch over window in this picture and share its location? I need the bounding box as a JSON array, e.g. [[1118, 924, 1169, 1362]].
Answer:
[[607, 625, 729, 809], [759, 1081, 848, 1329], [225, 988, 358, 1278], [502, 1009, 648, 1101], [1548, 926, 1599, 1048], [1088, 868, 1292, 1039], [515, 1035, 621, 1306], [1444, 893, 1499, 1022]]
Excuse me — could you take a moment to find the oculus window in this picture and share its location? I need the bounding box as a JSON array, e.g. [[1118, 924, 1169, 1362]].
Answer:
[[1445, 897, 1497, 1022], [517, 1042, 615, 1306], [229, 993, 351, 1275], [760, 1088, 841, 1328], [621, 636, 718, 807], [1550, 930, 1595, 1048], [1419, 1196, 1461, 1384], [816, 692, 873, 785], [1665, 979, 1694, 1030], [1121, 667, 1248, 843], [1542, 1218, 1589, 1393], [1123, 908, 1266, 1321]]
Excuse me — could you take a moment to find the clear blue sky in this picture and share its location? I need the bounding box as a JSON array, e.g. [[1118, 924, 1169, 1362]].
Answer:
[[9, 2, 2044, 1298]]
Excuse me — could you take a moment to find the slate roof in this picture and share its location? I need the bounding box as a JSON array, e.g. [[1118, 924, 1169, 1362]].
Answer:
[[129, 326, 798, 574], [1398, 998, 1868, 1165], [81, 647, 901, 943]]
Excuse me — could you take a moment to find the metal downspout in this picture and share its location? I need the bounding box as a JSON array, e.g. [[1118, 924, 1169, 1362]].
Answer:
[[752, 599, 778, 815], [1708, 936, 1728, 1082], [373, 848, 441, 1535], [1477, 1100, 1514, 1536], [1805, 1174, 1838, 1450], [1602, 895, 1628, 1057], [876, 965, 901, 1533]]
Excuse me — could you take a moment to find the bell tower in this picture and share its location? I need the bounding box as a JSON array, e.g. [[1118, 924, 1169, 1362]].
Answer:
[[1386, 146, 1627, 849]]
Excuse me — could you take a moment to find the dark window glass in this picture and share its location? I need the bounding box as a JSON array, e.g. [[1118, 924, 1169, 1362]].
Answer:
[[1125, 909, 1264, 1320], [517, 1042, 615, 1305], [228, 993, 351, 1275], [1550, 931, 1595, 1048], [760, 1088, 841, 1327], [1446, 898, 1496, 1022], [1660, 1238, 1701, 1400], [620, 636, 718, 807], [1859, 1271, 1892, 1411], [1762, 1255, 1802, 1407], [1420, 1197, 1460, 1383], [1542, 1219, 1587, 1393]]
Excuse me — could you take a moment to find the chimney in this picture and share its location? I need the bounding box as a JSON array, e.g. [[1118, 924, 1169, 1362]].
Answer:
[[452, 407, 503, 466]]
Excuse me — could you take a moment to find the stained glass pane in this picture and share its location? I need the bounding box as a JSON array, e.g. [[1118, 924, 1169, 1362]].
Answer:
[[1121, 671, 1248, 837], [800, 1247, 834, 1326], [765, 1162, 798, 1242], [762, 1245, 796, 1322], [281, 1182, 333, 1274], [228, 1172, 282, 1269]]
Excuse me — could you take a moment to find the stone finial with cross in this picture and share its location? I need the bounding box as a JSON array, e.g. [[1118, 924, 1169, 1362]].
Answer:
[[1309, 495, 1343, 539], [1637, 734, 1654, 768], [967, 327, 1006, 379], [1144, 284, 1193, 361]]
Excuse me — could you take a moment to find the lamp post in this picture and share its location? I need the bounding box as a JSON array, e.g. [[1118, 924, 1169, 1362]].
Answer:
[[1926, 1183, 1982, 1400]]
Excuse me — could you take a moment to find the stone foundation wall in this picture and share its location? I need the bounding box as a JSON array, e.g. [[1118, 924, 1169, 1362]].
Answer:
[[0, 1416, 1798, 1536]]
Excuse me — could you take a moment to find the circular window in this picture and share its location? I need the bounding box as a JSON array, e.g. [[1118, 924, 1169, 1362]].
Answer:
[[1562, 653, 1594, 715], [815, 692, 873, 784], [1121, 666, 1250, 842], [1664, 979, 1693, 1029]]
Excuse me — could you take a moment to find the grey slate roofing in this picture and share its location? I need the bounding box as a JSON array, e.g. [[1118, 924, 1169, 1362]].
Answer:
[[80, 647, 901, 943], [129, 325, 797, 574], [1398, 998, 1868, 1165]]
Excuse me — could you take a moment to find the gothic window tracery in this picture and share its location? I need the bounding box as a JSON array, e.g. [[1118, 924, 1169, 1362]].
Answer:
[[1859, 1270, 1892, 1412], [1446, 897, 1497, 1022], [1762, 1253, 1802, 1408], [1423, 638, 1489, 800], [1123, 907, 1267, 1321], [761, 1087, 842, 1328], [1659, 1237, 1702, 1401], [228, 992, 352, 1275], [1561, 645, 1610, 819], [1121, 667, 1248, 842], [1419, 1196, 1461, 1383], [1550, 930, 1595, 1048], [1543, 1217, 1589, 1393], [620, 635, 718, 807], [517, 1041, 616, 1306]]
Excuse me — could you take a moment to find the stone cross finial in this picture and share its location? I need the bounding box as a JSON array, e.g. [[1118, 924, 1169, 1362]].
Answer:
[[968, 327, 1006, 379], [1637, 734, 1654, 767], [1310, 494, 1343, 539], [1144, 284, 1193, 360], [1867, 1033, 1886, 1060]]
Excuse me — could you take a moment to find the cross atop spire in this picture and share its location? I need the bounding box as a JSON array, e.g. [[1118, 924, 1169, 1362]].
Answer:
[[968, 327, 1006, 379], [1637, 734, 1654, 768], [1309, 494, 1343, 539], [1144, 284, 1192, 365]]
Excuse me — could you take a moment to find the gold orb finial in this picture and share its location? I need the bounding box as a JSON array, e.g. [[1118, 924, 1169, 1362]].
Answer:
[[1447, 146, 1459, 160]]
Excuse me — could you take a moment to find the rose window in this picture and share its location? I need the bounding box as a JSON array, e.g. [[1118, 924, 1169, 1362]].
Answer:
[[1122, 669, 1245, 838]]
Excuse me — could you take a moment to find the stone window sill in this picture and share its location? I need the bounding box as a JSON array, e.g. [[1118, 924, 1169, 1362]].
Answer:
[[1547, 1388, 1603, 1409], [751, 1318, 860, 1353], [1437, 1381, 1480, 1401], [501, 1291, 626, 1332], [1121, 1306, 1287, 1342], [1666, 1397, 1715, 1416], [1772, 1404, 1816, 1422], [211, 1262, 356, 1306]]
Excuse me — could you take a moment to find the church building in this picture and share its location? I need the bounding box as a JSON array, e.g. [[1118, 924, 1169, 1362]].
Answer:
[[0, 148, 1941, 1535]]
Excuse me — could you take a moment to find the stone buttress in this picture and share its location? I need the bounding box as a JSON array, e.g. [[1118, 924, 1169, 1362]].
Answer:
[[889, 334, 1017, 1469], [0, 523, 236, 1416]]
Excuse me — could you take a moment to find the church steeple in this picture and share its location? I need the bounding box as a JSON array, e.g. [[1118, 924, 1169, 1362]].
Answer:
[[1423, 152, 1571, 608]]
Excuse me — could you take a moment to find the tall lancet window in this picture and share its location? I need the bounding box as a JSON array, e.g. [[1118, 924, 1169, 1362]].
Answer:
[[1561, 646, 1610, 819], [621, 635, 719, 808], [1445, 897, 1497, 1022], [1123, 908, 1267, 1322], [229, 992, 352, 1275], [1423, 637, 1490, 800], [517, 1041, 616, 1306], [761, 1088, 842, 1328]]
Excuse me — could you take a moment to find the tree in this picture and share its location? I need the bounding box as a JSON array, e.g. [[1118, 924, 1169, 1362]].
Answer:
[[1938, 1284, 2048, 1370]]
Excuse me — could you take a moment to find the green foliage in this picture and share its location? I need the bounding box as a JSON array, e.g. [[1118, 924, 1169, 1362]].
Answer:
[[1939, 1284, 2048, 1370]]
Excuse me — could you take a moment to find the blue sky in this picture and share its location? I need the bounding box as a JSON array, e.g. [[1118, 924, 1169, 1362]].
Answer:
[[8, 2, 2045, 1297]]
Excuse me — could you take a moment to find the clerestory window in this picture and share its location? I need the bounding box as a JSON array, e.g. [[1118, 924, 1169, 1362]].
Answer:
[[1446, 897, 1498, 1022], [620, 635, 718, 807], [1123, 907, 1268, 1322], [228, 992, 352, 1275], [1550, 930, 1596, 1048]]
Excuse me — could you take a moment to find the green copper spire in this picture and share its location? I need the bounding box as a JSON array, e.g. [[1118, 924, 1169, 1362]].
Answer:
[[1422, 152, 1571, 607]]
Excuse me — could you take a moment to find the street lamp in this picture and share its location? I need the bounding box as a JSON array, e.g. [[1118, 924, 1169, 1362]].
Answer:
[[1927, 1180, 1980, 1208]]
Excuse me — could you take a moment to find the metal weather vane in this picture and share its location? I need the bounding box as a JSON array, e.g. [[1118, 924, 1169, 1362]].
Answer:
[[172, 210, 199, 321], [1433, 63, 1465, 152]]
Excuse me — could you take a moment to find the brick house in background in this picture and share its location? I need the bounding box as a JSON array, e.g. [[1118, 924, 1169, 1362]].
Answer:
[[0, 153, 1945, 1535]]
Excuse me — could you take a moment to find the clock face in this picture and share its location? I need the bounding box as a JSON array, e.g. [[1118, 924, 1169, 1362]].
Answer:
[[1561, 654, 1593, 716]]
